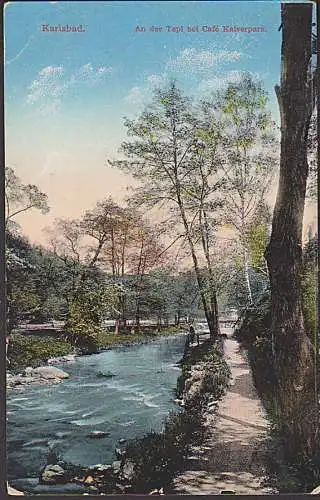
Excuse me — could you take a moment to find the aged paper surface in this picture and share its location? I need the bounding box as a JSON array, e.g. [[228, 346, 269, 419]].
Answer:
[[4, 1, 317, 495]]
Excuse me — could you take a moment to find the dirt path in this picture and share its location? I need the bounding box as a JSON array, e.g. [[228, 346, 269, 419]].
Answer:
[[172, 334, 276, 495]]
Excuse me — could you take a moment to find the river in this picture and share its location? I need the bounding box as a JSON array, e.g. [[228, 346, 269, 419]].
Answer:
[[7, 333, 187, 487]]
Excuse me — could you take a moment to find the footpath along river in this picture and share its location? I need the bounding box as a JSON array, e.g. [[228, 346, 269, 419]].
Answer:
[[7, 333, 187, 490]]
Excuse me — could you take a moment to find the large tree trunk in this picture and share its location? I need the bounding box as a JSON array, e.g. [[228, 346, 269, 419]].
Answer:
[[265, 3, 317, 458]]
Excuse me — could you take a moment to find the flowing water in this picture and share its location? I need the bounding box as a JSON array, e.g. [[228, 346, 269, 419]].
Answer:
[[7, 333, 187, 485]]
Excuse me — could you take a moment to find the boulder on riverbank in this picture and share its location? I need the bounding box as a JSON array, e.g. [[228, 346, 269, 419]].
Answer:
[[32, 366, 70, 379], [7, 366, 70, 390], [7, 373, 55, 389]]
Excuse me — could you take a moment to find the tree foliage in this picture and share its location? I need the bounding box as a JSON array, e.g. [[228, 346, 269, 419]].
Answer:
[[5, 166, 49, 229]]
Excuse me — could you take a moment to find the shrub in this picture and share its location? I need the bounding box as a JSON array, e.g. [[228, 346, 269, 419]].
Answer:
[[302, 265, 317, 341], [8, 334, 73, 372]]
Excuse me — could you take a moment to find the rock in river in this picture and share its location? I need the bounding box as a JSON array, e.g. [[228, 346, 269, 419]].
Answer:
[[32, 366, 70, 380], [40, 464, 67, 484], [91, 464, 113, 473], [88, 430, 109, 439], [96, 371, 115, 378]]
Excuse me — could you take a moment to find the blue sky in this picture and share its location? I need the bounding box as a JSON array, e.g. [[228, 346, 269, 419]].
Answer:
[[4, 1, 288, 243], [5, 1, 282, 117]]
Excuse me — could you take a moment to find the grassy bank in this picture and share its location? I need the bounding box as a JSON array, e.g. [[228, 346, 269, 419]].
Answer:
[[7, 334, 74, 373], [95, 325, 183, 349], [121, 339, 230, 494], [7, 325, 184, 373]]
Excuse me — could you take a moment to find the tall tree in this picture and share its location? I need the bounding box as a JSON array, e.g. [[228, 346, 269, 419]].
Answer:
[[180, 119, 225, 334], [110, 83, 220, 338], [45, 210, 121, 338], [206, 74, 277, 304], [265, 3, 318, 458], [126, 221, 166, 331]]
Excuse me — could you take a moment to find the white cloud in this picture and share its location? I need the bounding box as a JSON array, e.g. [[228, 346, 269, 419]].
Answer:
[[197, 70, 242, 94], [146, 74, 167, 87], [123, 49, 246, 109], [39, 65, 64, 77], [198, 70, 261, 95], [76, 63, 114, 84], [166, 48, 242, 74], [123, 86, 144, 105], [124, 73, 169, 105], [26, 62, 114, 114], [26, 65, 65, 107]]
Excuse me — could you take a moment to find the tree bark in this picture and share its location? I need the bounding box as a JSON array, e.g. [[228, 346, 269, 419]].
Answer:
[[199, 209, 220, 334], [265, 2, 317, 458], [177, 196, 218, 339], [170, 96, 219, 340], [243, 248, 253, 305]]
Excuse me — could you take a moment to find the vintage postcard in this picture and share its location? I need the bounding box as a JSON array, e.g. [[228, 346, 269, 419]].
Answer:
[[4, 0, 318, 496]]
